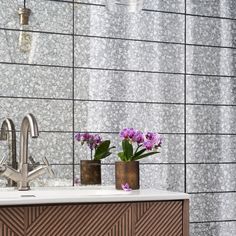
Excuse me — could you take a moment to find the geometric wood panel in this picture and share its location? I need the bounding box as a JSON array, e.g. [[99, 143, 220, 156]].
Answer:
[[0, 207, 25, 236], [0, 200, 189, 236], [135, 201, 183, 236]]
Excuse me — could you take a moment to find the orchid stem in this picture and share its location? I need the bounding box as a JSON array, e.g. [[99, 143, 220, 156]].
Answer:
[[90, 149, 93, 160], [134, 144, 142, 154]]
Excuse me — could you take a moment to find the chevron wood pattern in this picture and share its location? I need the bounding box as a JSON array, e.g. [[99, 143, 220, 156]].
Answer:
[[0, 200, 189, 236], [135, 201, 183, 236]]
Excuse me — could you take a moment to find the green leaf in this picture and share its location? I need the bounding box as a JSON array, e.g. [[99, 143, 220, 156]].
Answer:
[[133, 148, 146, 158], [133, 151, 159, 161], [94, 152, 112, 161], [122, 140, 133, 160], [94, 140, 115, 160], [94, 140, 110, 158], [118, 152, 126, 161]]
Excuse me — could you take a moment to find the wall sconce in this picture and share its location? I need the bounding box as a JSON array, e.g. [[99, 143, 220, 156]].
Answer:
[[18, 1, 32, 53], [106, 0, 144, 13]]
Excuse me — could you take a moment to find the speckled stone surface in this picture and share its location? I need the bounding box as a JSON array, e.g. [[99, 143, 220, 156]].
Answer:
[[74, 0, 185, 13], [75, 4, 184, 43], [0, 0, 73, 33], [0, 30, 72, 66], [186, 0, 236, 19], [190, 193, 236, 222], [0, 98, 73, 131], [187, 135, 236, 163], [0, 64, 72, 99], [0, 1, 235, 235], [187, 105, 236, 133], [186, 75, 236, 105], [187, 164, 236, 192], [75, 36, 185, 73], [187, 16, 236, 47], [190, 221, 236, 236], [75, 69, 184, 103], [75, 101, 184, 133], [186, 46, 236, 76]]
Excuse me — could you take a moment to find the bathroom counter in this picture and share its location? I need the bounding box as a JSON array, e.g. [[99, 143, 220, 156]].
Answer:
[[0, 185, 189, 206], [0, 186, 189, 236]]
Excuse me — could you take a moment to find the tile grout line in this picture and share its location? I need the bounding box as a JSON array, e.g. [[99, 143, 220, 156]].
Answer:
[[1, 28, 236, 50], [0, 61, 235, 78], [184, 0, 187, 193], [72, 0, 75, 186]]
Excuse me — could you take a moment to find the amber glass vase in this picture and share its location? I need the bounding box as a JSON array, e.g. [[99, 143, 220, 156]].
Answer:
[[80, 160, 101, 185], [115, 161, 140, 190]]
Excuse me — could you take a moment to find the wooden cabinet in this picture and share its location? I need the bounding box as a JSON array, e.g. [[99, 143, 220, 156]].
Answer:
[[0, 200, 189, 236]]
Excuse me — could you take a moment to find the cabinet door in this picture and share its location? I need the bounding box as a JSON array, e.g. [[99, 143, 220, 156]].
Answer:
[[0, 206, 25, 236], [0, 200, 187, 236], [133, 201, 183, 236]]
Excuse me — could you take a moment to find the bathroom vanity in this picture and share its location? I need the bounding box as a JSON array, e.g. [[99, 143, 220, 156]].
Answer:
[[0, 186, 189, 236]]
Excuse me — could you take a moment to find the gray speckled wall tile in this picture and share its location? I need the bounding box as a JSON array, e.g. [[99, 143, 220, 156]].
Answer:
[[187, 135, 236, 163], [28, 132, 73, 164], [186, 75, 236, 105], [190, 222, 236, 236], [75, 4, 184, 43], [190, 193, 236, 221], [9, 132, 72, 165], [74, 133, 184, 164], [75, 37, 184, 73], [140, 164, 184, 192], [186, 0, 236, 19], [187, 164, 236, 192], [186, 46, 236, 76], [0, 30, 72, 66], [74, 101, 184, 133], [0, 98, 73, 131], [187, 16, 236, 47], [101, 164, 115, 185], [187, 105, 236, 133], [0, 64, 72, 99], [0, 0, 73, 34], [75, 69, 184, 103], [75, 0, 185, 13], [30, 165, 73, 187]]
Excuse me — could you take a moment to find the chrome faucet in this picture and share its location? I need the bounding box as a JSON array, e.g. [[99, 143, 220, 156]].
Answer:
[[0, 118, 17, 187], [0, 113, 54, 191]]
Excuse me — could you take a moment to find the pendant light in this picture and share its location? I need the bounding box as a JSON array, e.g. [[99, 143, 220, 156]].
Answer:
[[18, 0, 32, 53]]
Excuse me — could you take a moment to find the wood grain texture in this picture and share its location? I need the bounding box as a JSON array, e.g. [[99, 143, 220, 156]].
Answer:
[[0, 200, 188, 236], [183, 200, 189, 236]]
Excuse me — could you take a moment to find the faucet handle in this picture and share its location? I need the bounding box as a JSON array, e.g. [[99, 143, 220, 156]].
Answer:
[[0, 155, 7, 172], [42, 157, 54, 177], [28, 156, 40, 171], [0, 155, 7, 165]]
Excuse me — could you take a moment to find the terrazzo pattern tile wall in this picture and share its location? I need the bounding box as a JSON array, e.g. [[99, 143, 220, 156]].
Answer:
[[0, 0, 235, 235]]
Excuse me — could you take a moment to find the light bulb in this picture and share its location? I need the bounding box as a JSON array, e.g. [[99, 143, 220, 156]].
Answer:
[[18, 7, 32, 53], [19, 25, 32, 53]]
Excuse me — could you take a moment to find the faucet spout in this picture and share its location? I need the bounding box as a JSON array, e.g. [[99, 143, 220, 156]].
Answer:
[[19, 113, 39, 190], [0, 118, 17, 186], [0, 114, 53, 191]]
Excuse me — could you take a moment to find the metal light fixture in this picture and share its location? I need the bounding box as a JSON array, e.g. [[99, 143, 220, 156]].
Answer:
[[106, 0, 144, 13], [18, 0, 32, 53]]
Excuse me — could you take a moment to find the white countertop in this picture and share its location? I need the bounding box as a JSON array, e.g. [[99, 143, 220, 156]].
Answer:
[[0, 186, 189, 206]]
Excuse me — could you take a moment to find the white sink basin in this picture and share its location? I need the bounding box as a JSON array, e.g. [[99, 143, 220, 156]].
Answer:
[[0, 186, 189, 206]]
